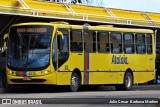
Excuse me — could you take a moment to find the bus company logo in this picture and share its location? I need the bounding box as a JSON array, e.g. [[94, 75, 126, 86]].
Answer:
[[112, 55, 128, 64], [1, 99, 42, 105], [2, 99, 11, 104]]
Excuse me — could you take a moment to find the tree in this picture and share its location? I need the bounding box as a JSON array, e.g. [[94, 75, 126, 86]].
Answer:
[[70, 0, 104, 6], [48, 0, 104, 7]]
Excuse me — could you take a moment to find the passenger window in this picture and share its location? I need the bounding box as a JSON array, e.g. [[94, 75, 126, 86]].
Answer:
[[70, 30, 83, 52], [110, 33, 122, 53], [124, 33, 134, 54], [146, 34, 152, 54], [97, 32, 109, 53], [136, 34, 146, 54], [84, 31, 96, 53]]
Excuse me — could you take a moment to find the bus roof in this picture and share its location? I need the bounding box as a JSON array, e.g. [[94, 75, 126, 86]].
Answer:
[[56, 24, 153, 34], [12, 22, 154, 34]]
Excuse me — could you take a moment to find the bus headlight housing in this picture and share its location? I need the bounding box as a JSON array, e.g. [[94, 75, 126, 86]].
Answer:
[[44, 71, 49, 75], [8, 70, 15, 75], [41, 70, 50, 75], [8, 70, 51, 76]]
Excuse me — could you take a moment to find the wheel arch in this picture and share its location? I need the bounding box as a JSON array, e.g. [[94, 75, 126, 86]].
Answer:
[[72, 68, 82, 85]]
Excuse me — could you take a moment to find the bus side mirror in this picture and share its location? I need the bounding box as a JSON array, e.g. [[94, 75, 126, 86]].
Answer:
[[3, 34, 8, 52], [57, 31, 66, 44], [57, 31, 64, 39]]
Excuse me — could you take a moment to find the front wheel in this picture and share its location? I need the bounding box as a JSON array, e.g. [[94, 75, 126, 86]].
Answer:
[[70, 73, 79, 92], [0, 74, 10, 93]]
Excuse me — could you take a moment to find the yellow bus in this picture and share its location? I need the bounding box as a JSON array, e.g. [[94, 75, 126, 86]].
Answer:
[[6, 22, 155, 92]]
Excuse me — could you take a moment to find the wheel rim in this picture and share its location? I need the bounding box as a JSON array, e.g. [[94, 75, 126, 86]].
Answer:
[[126, 75, 131, 88], [71, 76, 77, 88]]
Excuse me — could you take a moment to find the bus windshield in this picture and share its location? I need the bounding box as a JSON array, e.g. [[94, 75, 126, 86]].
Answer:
[[7, 25, 53, 70]]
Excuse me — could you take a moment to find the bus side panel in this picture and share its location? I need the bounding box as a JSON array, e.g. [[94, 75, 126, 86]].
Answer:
[[90, 53, 107, 84], [147, 54, 155, 71], [108, 54, 118, 84], [147, 53, 155, 82], [117, 72, 125, 84], [56, 71, 69, 85], [133, 72, 154, 84], [64, 53, 84, 85], [147, 34, 155, 72], [56, 58, 69, 85], [134, 54, 148, 83], [134, 54, 154, 83], [110, 54, 123, 84], [90, 53, 118, 84], [118, 54, 136, 84]]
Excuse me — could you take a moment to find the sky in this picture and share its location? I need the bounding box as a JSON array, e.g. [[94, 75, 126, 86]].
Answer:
[[104, 0, 160, 13], [52, 0, 160, 13]]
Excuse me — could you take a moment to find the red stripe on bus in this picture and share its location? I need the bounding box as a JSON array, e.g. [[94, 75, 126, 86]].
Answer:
[[19, 71, 23, 76]]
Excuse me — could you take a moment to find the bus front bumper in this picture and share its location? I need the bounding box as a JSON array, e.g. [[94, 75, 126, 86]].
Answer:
[[7, 73, 57, 85]]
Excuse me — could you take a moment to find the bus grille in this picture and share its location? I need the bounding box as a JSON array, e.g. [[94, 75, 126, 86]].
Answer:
[[10, 79, 46, 83]]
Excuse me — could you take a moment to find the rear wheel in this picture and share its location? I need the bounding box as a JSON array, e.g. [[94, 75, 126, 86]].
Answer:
[[124, 72, 133, 90], [70, 72, 79, 92], [115, 72, 133, 91]]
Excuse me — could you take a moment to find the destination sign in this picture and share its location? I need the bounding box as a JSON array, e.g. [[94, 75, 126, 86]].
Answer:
[[17, 28, 47, 33]]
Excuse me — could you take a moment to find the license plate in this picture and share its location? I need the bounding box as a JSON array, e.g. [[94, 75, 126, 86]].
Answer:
[[27, 72, 36, 76], [23, 77, 31, 81]]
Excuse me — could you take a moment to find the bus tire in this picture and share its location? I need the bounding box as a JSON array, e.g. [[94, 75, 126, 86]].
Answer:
[[123, 72, 133, 90], [115, 72, 133, 91], [0, 75, 9, 93], [70, 72, 79, 92]]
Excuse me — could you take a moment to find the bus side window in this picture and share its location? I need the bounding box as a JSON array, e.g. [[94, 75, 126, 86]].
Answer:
[[70, 30, 82, 52], [97, 32, 109, 53], [93, 32, 96, 52], [123, 33, 134, 54], [146, 34, 152, 54], [136, 34, 146, 54], [84, 31, 95, 53], [110, 32, 122, 53]]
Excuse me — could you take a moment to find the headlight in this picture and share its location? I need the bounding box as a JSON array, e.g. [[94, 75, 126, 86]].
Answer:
[[44, 70, 51, 75], [8, 70, 14, 75], [41, 71, 50, 75], [44, 71, 49, 75]]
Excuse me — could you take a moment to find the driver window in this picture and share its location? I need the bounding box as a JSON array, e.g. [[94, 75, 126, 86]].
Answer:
[[57, 30, 69, 68]]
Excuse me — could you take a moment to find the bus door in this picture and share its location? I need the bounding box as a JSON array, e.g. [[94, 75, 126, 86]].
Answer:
[[134, 34, 147, 83], [146, 34, 154, 70], [53, 30, 69, 85], [146, 34, 155, 80]]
